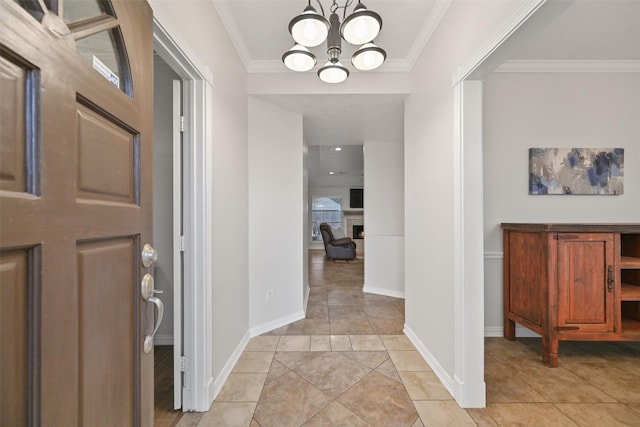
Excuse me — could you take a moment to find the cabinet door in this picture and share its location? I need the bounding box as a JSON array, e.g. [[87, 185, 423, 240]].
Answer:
[[557, 233, 615, 333]]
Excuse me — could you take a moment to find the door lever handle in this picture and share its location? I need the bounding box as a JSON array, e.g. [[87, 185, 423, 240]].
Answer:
[[144, 296, 164, 353]]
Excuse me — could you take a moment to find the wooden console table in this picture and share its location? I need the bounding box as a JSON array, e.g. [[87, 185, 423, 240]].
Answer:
[[501, 223, 640, 367]]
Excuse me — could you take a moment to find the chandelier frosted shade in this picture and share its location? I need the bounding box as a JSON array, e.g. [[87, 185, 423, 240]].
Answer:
[[282, 45, 317, 72], [351, 43, 386, 71], [288, 5, 330, 47], [317, 61, 349, 83], [340, 2, 382, 45]]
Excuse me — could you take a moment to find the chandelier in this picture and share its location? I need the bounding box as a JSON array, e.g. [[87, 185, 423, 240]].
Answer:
[[282, 0, 386, 83]]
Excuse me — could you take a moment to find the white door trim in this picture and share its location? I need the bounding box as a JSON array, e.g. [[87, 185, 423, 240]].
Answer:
[[151, 2, 215, 412], [172, 80, 183, 410], [451, 0, 546, 408]]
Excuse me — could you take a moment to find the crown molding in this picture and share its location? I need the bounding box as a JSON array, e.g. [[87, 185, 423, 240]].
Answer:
[[247, 58, 410, 74], [452, 0, 547, 85], [495, 59, 640, 73], [212, 0, 252, 72], [406, 0, 453, 70], [217, 0, 449, 75]]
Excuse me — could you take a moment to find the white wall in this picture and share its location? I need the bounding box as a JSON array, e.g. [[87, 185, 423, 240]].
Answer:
[[483, 71, 640, 333], [152, 58, 180, 342], [404, 0, 526, 397], [152, 0, 249, 405], [249, 97, 305, 332], [364, 141, 405, 297]]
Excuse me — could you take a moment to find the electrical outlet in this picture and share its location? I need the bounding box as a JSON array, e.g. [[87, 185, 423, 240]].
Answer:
[[266, 289, 274, 302]]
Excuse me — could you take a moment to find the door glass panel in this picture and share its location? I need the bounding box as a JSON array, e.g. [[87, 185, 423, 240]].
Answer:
[[14, 0, 45, 21], [62, 0, 109, 23], [76, 27, 132, 96]]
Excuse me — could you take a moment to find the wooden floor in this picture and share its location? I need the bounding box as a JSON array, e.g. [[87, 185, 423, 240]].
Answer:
[[154, 345, 183, 427]]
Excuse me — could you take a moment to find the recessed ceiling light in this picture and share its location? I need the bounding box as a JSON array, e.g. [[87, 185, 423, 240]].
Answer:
[[329, 171, 335, 175], [334, 147, 342, 151]]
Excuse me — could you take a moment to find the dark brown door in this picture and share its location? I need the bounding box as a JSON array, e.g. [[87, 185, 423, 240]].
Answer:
[[1, 1, 154, 425], [557, 233, 615, 333]]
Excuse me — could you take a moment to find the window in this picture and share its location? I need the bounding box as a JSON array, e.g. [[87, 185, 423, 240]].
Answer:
[[311, 197, 341, 241]]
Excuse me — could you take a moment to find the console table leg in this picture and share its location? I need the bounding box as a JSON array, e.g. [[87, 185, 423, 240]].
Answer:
[[504, 319, 516, 341], [542, 336, 559, 367]]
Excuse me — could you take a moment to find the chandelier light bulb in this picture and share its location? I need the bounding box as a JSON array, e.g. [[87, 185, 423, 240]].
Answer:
[[351, 43, 386, 71], [317, 61, 349, 84], [289, 5, 330, 47], [282, 44, 317, 72], [340, 2, 382, 45]]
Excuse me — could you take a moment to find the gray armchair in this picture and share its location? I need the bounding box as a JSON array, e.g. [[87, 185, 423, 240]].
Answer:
[[319, 223, 357, 261]]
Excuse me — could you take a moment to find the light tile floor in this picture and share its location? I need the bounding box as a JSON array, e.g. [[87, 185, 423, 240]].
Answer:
[[171, 250, 640, 426]]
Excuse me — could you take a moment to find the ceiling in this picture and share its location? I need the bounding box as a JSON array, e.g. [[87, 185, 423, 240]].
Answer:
[[211, 0, 640, 186]]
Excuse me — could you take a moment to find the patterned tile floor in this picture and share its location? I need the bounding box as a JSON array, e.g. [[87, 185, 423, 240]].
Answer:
[[167, 250, 640, 426]]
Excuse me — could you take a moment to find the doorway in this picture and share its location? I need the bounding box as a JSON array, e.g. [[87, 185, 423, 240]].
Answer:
[[151, 13, 215, 412], [152, 52, 184, 422]]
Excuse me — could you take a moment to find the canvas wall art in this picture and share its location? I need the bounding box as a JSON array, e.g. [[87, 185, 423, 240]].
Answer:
[[529, 148, 624, 195]]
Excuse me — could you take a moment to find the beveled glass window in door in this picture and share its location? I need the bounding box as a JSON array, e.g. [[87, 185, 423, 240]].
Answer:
[[16, 0, 133, 96]]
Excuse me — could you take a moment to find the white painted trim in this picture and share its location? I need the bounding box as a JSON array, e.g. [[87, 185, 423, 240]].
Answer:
[[484, 326, 541, 338], [210, 0, 251, 72], [362, 286, 405, 299], [452, 80, 486, 408], [405, 0, 453, 70], [495, 59, 640, 74], [210, 331, 251, 403], [304, 285, 310, 313], [247, 59, 410, 74], [151, 4, 214, 412], [222, 0, 452, 74], [249, 311, 306, 338], [404, 325, 455, 397], [150, 0, 214, 84], [449, 0, 547, 408], [452, 0, 547, 86]]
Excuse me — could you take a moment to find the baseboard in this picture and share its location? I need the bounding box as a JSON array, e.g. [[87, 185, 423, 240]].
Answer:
[[304, 286, 310, 313], [403, 325, 455, 397], [484, 326, 541, 338], [210, 331, 251, 403], [362, 286, 405, 299], [249, 310, 306, 337]]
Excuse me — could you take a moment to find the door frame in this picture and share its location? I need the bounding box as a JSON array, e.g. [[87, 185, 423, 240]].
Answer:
[[151, 4, 214, 411], [449, 0, 547, 408]]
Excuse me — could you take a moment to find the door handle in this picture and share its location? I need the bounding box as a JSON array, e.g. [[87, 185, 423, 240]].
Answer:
[[144, 296, 164, 353], [141, 243, 158, 268], [607, 265, 614, 293], [141, 273, 164, 353]]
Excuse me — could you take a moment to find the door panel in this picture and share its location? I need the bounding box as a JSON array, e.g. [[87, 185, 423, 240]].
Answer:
[[0, 54, 27, 193], [76, 102, 138, 204], [78, 238, 135, 426], [0, 1, 154, 425], [0, 249, 29, 426], [557, 233, 615, 332]]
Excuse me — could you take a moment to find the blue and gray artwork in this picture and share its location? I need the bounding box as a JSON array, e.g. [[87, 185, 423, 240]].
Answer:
[[529, 148, 624, 195]]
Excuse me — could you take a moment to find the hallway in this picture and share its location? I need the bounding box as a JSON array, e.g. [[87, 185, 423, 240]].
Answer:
[[174, 249, 464, 426], [161, 250, 640, 426]]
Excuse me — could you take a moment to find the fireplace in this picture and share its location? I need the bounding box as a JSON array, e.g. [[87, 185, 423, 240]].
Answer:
[[352, 225, 364, 239]]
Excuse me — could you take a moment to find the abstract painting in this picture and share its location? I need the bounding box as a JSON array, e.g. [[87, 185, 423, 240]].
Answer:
[[529, 148, 624, 195]]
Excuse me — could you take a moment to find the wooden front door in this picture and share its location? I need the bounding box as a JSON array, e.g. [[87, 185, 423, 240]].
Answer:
[[1, 1, 154, 425]]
